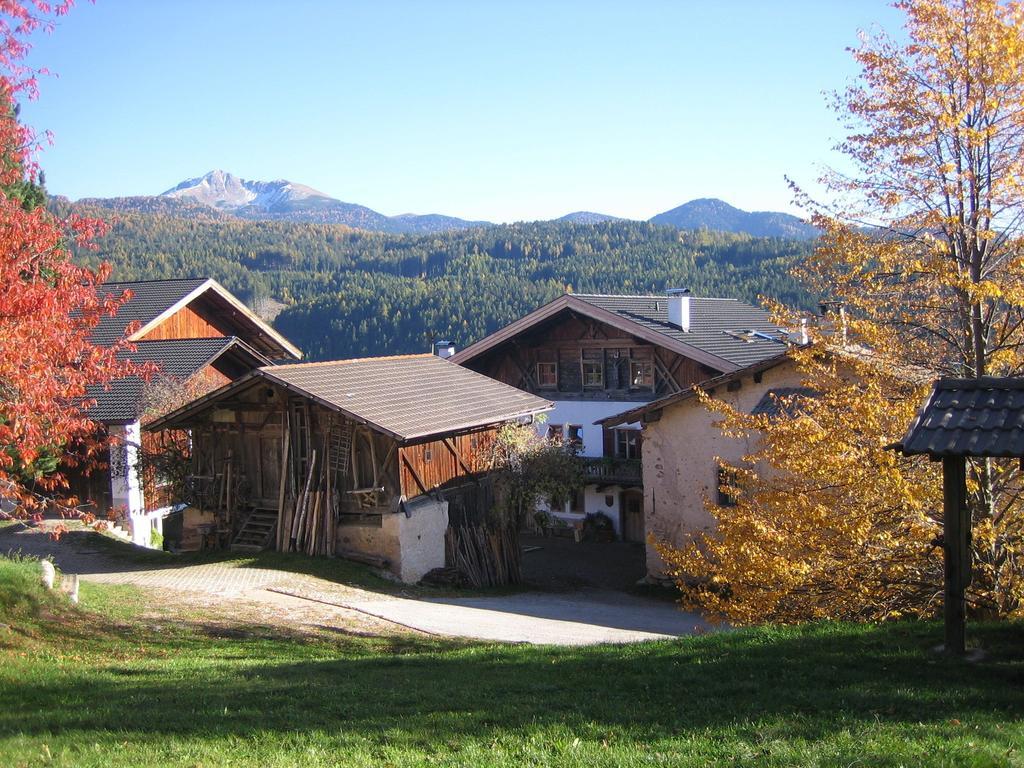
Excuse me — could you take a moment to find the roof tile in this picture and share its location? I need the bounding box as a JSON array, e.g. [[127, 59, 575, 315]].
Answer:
[[571, 294, 789, 368], [896, 377, 1024, 458], [259, 355, 552, 440]]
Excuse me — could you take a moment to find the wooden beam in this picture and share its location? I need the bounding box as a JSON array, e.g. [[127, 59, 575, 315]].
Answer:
[[378, 442, 398, 492], [942, 455, 970, 655], [443, 437, 477, 479], [401, 451, 430, 497], [653, 355, 682, 394], [510, 343, 539, 390]]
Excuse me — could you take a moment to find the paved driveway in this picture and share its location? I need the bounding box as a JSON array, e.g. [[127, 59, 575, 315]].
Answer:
[[1, 522, 710, 645], [335, 591, 710, 645]]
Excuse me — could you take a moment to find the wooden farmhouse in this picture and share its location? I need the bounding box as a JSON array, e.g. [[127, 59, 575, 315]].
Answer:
[[450, 290, 793, 543], [147, 354, 552, 582], [71, 278, 301, 546]]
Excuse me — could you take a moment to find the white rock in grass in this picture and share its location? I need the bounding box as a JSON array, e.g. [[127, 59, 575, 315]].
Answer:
[[39, 559, 55, 590], [63, 573, 79, 604]]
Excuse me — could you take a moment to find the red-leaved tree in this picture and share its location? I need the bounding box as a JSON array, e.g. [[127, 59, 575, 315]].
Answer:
[[0, 1, 142, 522]]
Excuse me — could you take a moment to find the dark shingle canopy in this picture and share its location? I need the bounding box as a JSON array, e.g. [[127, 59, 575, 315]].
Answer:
[[570, 294, 789, 369], [90, 278, 209, 347], [894, 377, 1024, 458], [85, 338, 268, 424], [151, 354, 554, 441], [750, 387, 818, 419]]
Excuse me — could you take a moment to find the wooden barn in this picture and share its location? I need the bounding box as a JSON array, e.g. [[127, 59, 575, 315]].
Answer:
[[70, 278, 301, 547], [147, 354, 552, 582]]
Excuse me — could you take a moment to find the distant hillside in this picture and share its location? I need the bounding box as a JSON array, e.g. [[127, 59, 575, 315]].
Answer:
[[650, 198, 818, 240], [59, 197, 817, 361], [557, 211, 624, 224]]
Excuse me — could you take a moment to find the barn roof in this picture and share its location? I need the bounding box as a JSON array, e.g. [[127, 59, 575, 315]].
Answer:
[[91, 277, 302, 360], [893, 377, 1024, 458], [148, 354, 554, 442], [450, 292, 791, 373], [85, 337, 270, 424], [90, 278, 208, 346]]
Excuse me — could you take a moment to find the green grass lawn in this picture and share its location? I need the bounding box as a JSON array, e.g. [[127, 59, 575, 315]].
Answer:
[[1, 554, 1022, 767]]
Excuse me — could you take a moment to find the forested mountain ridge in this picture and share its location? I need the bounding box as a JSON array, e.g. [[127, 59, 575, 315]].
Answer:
[[74, 170, 815, 239], [58, 198, 816, 361], [651, 198, 819, 239]]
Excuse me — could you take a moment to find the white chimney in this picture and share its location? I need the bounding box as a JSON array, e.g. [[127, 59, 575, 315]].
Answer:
[[434, 339, 456, 359], [667, 288, 691, 332]]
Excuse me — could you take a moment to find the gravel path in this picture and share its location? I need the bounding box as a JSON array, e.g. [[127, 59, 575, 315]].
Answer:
[[1, 522, 709, 645]]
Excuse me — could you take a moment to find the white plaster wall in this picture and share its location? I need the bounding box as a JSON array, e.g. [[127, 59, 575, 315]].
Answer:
[[584, 486, 623, 533], [536, 400, 639, 457], [387, 497, 449, 584], [337, 497, 448, 584], [108, 422, 149, 546], [641, 361, 804, 579], [541, 485, 627, 535]]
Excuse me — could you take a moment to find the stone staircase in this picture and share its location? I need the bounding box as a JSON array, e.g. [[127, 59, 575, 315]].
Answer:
[[230, 509, 278, 553]]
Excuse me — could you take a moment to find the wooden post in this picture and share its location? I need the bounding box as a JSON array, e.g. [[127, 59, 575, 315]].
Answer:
[[942, 456, 970, 655]]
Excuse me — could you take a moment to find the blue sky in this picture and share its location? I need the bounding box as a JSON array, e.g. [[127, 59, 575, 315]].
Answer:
[[20, 1, 904, 222]]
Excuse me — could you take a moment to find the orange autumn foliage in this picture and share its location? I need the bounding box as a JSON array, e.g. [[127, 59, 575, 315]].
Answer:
[[0, 1, 143, 514]]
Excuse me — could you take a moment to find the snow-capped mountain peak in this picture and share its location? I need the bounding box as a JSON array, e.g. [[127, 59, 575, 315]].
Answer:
[[161, 170, 333, 211]]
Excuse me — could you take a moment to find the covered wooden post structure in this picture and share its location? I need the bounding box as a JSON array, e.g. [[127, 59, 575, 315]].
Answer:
[[892, 377, 1024, 655]]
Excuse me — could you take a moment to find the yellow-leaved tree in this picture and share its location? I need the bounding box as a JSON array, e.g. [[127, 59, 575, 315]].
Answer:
[[660, 0, 1024, 623]]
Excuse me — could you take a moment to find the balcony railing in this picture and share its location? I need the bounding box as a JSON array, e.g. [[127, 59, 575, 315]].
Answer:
[[581, 457, 642, 486]]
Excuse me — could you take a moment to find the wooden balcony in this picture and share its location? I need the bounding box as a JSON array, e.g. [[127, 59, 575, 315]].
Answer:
[[581, 457, 643, 487]]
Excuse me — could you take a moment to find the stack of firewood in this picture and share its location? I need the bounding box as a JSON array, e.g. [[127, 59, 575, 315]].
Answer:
[[445, 525, 521, 588]]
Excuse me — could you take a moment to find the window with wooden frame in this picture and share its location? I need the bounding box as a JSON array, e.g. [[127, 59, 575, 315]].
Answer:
[[566, 424, 583, 451], [614, 428, 641, 460], [629, 360, 654, 389], [581, 349, 604, 389], [716, 465, 738, 507], [629, 348, 655, 390], [536, 361, 557, 389], [546, 424, 564, 443]]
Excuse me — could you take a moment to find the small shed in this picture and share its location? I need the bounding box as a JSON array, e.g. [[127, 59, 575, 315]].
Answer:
[[147, 354, 552, 582], [892, 376, 1024, 653]]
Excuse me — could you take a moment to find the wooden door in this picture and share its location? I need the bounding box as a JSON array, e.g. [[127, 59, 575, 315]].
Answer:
[[258, 435, 282, 504], [621, 491, 644, 543]]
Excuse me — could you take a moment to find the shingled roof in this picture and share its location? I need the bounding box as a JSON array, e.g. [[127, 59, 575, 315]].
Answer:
[[149, 354, 554, 441], [90, 278, 302, 360], [450, 292, 791, 373], [894, 377, 1024, 458], [90, 278, 210, 346], [573, 294, 789, 369], [85, 338, 269, 424], [750, 387, 818, 419]]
